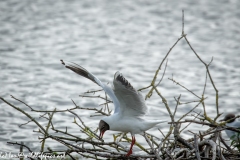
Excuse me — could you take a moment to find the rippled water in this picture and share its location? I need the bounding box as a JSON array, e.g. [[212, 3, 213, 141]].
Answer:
[[0, 0, 239, 154]]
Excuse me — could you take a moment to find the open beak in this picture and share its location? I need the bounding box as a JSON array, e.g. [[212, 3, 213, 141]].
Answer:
[[99, 131, 105, 139]]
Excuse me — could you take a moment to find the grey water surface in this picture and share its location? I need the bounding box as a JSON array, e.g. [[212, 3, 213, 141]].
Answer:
[[0, 0, 239, 154]]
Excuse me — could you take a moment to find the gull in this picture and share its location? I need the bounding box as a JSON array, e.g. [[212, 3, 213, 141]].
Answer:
[[220, 113, 240, 141], [61, 60, 166, 156]]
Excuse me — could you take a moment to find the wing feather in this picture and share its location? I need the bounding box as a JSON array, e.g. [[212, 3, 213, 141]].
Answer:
[[61, 60, 121, 114], [113, 71, 147, 117]]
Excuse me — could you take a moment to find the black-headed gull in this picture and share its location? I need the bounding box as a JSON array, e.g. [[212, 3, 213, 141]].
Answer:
[[220, 113, 240, 141], [61, 60, 166, 156]]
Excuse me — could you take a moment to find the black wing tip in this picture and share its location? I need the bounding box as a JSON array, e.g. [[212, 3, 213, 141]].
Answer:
[[60, 59, 68, 68], [61, 60, 82, 70], [114, 71, 121, 80], [115, 73, 134, 90], [61, 61, 100, 86], [60, 59, 65, 66]]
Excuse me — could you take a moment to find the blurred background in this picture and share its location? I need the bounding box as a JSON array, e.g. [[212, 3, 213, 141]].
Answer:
[[0, 0, 239, 153]]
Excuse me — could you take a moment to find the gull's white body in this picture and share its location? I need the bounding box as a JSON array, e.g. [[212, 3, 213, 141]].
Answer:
[[62, 61, 166, 155], [102, 114, 163, 134], [225, 120, 240, 141]]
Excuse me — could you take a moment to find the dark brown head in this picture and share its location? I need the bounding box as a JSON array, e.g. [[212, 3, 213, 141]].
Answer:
[[99, 120, 110, 139], [220, 113, 236, 123]]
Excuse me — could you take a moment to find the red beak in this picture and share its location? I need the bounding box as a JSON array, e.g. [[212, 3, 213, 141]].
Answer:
[[99, 131, 105, 139]]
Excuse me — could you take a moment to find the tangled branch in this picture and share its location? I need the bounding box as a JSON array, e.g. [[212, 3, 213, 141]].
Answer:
[[1, 10, 239, 160]]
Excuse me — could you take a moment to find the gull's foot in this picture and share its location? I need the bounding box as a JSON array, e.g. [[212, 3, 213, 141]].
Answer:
[[126, 149, 132, 156]]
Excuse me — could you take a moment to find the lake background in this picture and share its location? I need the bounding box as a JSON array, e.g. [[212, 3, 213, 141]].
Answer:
[[0, 0, 239, 154]]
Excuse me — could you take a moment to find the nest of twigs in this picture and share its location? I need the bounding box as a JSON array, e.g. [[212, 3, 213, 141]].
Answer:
[[1, 10, 239, 160]]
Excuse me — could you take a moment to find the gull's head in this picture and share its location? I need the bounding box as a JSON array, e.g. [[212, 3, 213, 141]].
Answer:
[[220, 113, 236, 123], [99, 120, 109, 139]]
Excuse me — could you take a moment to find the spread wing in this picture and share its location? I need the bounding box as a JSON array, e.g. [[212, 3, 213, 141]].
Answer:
[[61, 60, 121, 114], [113, 71, 147, 117]]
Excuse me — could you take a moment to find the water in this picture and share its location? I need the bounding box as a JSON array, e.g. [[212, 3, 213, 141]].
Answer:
[[0, 0, 239, 154]]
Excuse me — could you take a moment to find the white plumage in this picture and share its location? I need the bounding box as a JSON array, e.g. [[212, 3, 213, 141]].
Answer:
[[61, 60, 166, 156]]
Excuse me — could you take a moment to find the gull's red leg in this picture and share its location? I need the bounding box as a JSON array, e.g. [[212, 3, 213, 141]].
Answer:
[[126, 136, 135, 156]]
